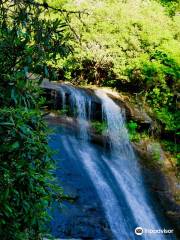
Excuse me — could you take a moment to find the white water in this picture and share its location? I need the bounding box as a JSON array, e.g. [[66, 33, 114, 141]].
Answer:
[[94, 90, 167, 240], [60, 84, 91, 139], [56, 84, 174, 240]]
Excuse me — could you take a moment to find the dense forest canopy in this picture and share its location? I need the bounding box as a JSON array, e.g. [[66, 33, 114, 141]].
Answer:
[[48, 0, 180, 167], [0, 0, 179, 239]]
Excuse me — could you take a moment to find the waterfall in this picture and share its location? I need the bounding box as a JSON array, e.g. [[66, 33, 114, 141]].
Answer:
[[49, 84, 175, 240], [59, 84, 91, 140], [95, 90, 170, 240]]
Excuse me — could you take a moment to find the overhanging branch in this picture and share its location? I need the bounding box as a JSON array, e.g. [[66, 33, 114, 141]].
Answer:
[[30, 0, 89, 15]]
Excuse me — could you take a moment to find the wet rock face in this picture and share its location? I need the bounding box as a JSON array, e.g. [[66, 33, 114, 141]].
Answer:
[[127, 105, 152, 127], [132, 141, 165, 165], [43, 88, 103, 122], [90, 101, 102, 121], [42, 81, 153, 129], [142, 166, 180, 237], [45, 114, 109, 148], [107, 93, 152, 130], [133, 140, 180, 237]]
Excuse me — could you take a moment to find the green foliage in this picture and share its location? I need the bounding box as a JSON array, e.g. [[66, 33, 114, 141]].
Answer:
[[150, 143, 162, 163], [162, 140, 180, 168], [56, 0, 179, 155], [0, 1, 69, 239], [155, 107, 178, 131], [91, 121, 107, 134], [177, 153, 180, 168], [59, 0, 180, 84], [58, 106, 74, 116], [0, 1, 69, 108], [157, 0, 180, 16], [162, 140, 179, 153], [0, 108, 63, 240], [57, 108, 69, 115], [126, 120, 140, 141]]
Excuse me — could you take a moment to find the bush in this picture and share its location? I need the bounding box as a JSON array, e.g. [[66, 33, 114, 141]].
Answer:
[[0, 108, 61, 240], [126, 120, 140, 141], [0, 1, 69, 239], [58, 0, 179, 155], [91, 121, 107, 134]]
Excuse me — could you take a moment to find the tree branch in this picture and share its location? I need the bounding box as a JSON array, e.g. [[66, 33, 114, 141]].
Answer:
[[28, 0, 89, 15]]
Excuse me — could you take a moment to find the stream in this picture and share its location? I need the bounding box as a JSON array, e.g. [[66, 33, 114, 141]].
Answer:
[[47, 84, 176, 240]]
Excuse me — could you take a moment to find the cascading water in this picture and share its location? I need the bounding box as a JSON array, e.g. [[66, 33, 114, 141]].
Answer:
[[48, 84, 175, 240], [95, 90, 173, 240], [59, 84, 91, 139]]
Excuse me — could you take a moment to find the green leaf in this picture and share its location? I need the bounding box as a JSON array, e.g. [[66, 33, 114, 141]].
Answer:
[[11, 141, 20, 150]]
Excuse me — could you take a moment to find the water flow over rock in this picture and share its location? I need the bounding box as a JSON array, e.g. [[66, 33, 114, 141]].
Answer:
[[52, 84, 175, 240], [95, 90, 171, 240], [59, 84, 91, 140]]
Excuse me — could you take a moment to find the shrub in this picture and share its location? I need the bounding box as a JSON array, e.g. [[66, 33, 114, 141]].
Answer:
[[91, 121, 107, 134], [0, 108, 62, 240], [0, 1, 69, 239], [127, 120, 140, 141], [58, 0, 179, 152]]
